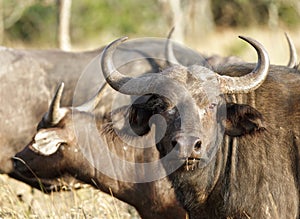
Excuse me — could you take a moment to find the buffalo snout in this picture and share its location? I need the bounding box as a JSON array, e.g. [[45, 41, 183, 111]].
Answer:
[[171, 134, 202, 159], [13, 157, 27, 173], [12, 151, 36, 178], [12, 144, 63, 180]]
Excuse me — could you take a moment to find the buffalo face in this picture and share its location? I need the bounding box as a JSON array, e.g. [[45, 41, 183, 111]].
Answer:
[[13, 83, 95, 191], [100, 36, 268, 172], [127, 69, 227, 171]]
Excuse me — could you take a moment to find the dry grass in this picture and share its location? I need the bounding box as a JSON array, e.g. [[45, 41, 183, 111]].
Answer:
[[0, 175, 140, 219]]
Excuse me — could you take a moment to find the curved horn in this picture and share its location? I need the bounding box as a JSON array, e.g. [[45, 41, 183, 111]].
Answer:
[[165, 27, 180, 66], [218, 36, 270, 94], [100, 37, 159, 96], [100, 37, 133, 92], [78, 35, 158, 112], [45, 82, 65, 124], [74, 82, 108, 112], [285, 33, 298, 68]]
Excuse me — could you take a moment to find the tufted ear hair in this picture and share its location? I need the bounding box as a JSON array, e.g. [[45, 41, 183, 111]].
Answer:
[[224, 103, 265, 137]]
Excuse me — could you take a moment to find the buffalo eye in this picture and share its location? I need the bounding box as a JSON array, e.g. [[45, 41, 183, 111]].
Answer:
[[208, 103, 217, 110], [167, 108, 176, 115]]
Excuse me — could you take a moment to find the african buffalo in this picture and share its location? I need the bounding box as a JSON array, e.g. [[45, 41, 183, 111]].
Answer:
[[0, 46, 110, 191], [11, 33, 298, 218], [3, 32, 295, 182], [10, 38, 213, 218], [0, 47, 100, 174], [8, 35, 243, 218], [1, 38, 197, 180], [12, 80, 187, 219], [93, 35, 300, 218], [3, 33, 239, 189]]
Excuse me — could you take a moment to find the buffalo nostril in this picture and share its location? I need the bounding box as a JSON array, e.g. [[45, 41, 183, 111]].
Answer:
[[193, 140, 202, 153], [13, 157, 26, 172], [13, 159, 22, 169], [13, 160, 22, 171]]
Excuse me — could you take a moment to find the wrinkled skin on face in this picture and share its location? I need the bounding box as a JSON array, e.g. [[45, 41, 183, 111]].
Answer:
[[128, 65, 265, 171], [128, 66, 225, 169]]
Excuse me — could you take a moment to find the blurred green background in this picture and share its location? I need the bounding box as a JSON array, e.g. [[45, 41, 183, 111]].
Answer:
[[1, 0, 299, 57]]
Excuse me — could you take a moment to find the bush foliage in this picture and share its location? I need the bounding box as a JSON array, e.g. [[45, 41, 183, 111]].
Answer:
[[3, 0, 300, 46]]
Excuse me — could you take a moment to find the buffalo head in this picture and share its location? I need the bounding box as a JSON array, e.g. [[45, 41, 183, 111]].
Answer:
[[100, 36, 268, 171], [12, 82, 105, 190], [12, 76, 187, 219]]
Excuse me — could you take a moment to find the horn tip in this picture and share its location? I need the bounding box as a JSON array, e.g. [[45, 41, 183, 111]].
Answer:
[[107, 36, 128, 49], [284, 32, 293, 43], [238, 35, 251, 42], [170, 26, 175, 33], [238, 36, 267, 56], [120, 36, 128, 42], [167, 26, 175, 40], [58, 82, 65, 91], [284, 32, 289, 38]]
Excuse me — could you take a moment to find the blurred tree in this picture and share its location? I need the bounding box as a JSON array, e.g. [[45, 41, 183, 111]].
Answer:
[[71, 0, 161, 43], [0, 0, 3, 44], [0, 0, 35, 43], [184, 0, 215, 37], [2, 0, 300, 47], [57, 0, 72, 50], [5, 1, 57, 46], [267, 0, 279, 28], [3, 0, 35, 28], [212, 0, 300, 28], [277, 0, 300, 28], [159, 0, 215, 43], [169, 0, 184, 42]]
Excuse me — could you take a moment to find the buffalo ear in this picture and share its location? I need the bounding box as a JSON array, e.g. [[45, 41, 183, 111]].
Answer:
[[129, 95, 158, 136], [129, 105, 153, 136], [224, 103, 265, 137], [129, 94, 167, 136]]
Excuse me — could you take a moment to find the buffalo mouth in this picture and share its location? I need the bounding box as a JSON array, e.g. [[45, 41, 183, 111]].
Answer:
[[181, 157, 202, 171], [9, 170, 82, 193], [166, 156, 204, 171]]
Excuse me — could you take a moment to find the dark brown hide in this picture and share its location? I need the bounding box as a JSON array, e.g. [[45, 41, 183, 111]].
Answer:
[[165, 64, 300, 218], [95, 36, 300, 218]]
